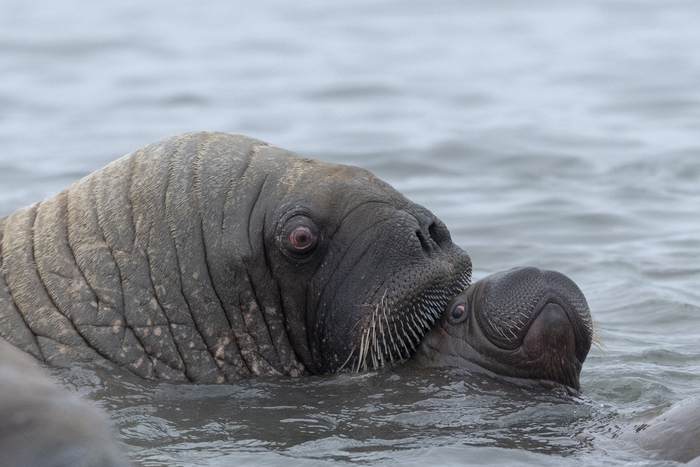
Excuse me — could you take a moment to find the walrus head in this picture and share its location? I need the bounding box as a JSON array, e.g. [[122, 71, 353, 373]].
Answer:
[[258, 156, 472, 374], [414, 267, 593, 392], [0, 131, 471, 382]]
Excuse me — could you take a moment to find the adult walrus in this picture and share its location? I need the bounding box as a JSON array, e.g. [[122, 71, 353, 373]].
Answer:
[[0, 131, 472, 383]]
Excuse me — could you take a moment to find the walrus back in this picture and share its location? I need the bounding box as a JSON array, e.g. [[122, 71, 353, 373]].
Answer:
[[0, 132, 304, 383]]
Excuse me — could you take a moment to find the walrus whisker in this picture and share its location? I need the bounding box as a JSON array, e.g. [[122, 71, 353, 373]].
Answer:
[[590, 319, 605, 354], [376, 303, 384, 368], [364, 324, 372, 371], [407, 336, 417, 352], [382, 304, 397, 363], [417, 312, 430, 330], [489, 318, 510, 342], [378, 296, 390, 365], [356, 328, 367, 372], [371, 305, 380, 369], [349, 278, 474, 372], [339, 346, 356, 372], [396, 323, 410, 359], [349, 318, 364, 334], [372, 302, 380, 368], [362, 332, 370, 372], [407, 316, 421, 343]]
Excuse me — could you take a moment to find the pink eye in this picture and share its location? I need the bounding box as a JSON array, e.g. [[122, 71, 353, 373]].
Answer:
[[447, 298, 469, 324], [280, 214, 319, 258], [451, 304, 465, 320], [289, 226, 314, 250]]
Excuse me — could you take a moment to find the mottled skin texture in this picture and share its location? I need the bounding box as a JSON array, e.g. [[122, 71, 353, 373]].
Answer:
[[0, 338, 131, 467], [414, 267, 593, 393], [0, 132, 472, 383]]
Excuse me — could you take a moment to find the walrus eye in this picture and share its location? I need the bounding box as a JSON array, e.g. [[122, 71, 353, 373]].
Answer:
[[280, 215, 319, 258], [289, 226, 315, 251], [447, 299, 469, 325]]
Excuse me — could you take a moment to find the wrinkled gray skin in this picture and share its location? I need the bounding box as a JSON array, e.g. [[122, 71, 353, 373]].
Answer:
[[0, 337, 131, 467], [414, 267, 593, 393], [0, 132, 472, 383]]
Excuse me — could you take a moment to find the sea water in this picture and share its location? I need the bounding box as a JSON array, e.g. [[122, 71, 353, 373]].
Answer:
[[1, 1, 699, 465]]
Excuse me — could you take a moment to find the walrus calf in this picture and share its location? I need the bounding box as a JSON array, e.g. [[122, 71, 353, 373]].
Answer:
[[0, 132, 472, 383], [414, 268, 700, 464], [414, 267, 593, 393]]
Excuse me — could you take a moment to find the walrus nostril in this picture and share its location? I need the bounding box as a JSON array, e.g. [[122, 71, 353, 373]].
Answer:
[[415, 220, 451, 254], [522, 303, 575, 362], [428, 220, 451, 247]]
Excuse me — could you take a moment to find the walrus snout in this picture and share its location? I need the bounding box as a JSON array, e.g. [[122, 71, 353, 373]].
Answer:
[[522, 302, 575, 360], [472, 267, 592, 390], [414, 266, 593, 392], [520, 302, 580, 387], [473, 267, 592, 357]]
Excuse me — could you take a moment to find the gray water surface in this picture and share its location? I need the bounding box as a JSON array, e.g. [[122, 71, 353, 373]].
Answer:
[[2, 1, 700, 465]]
